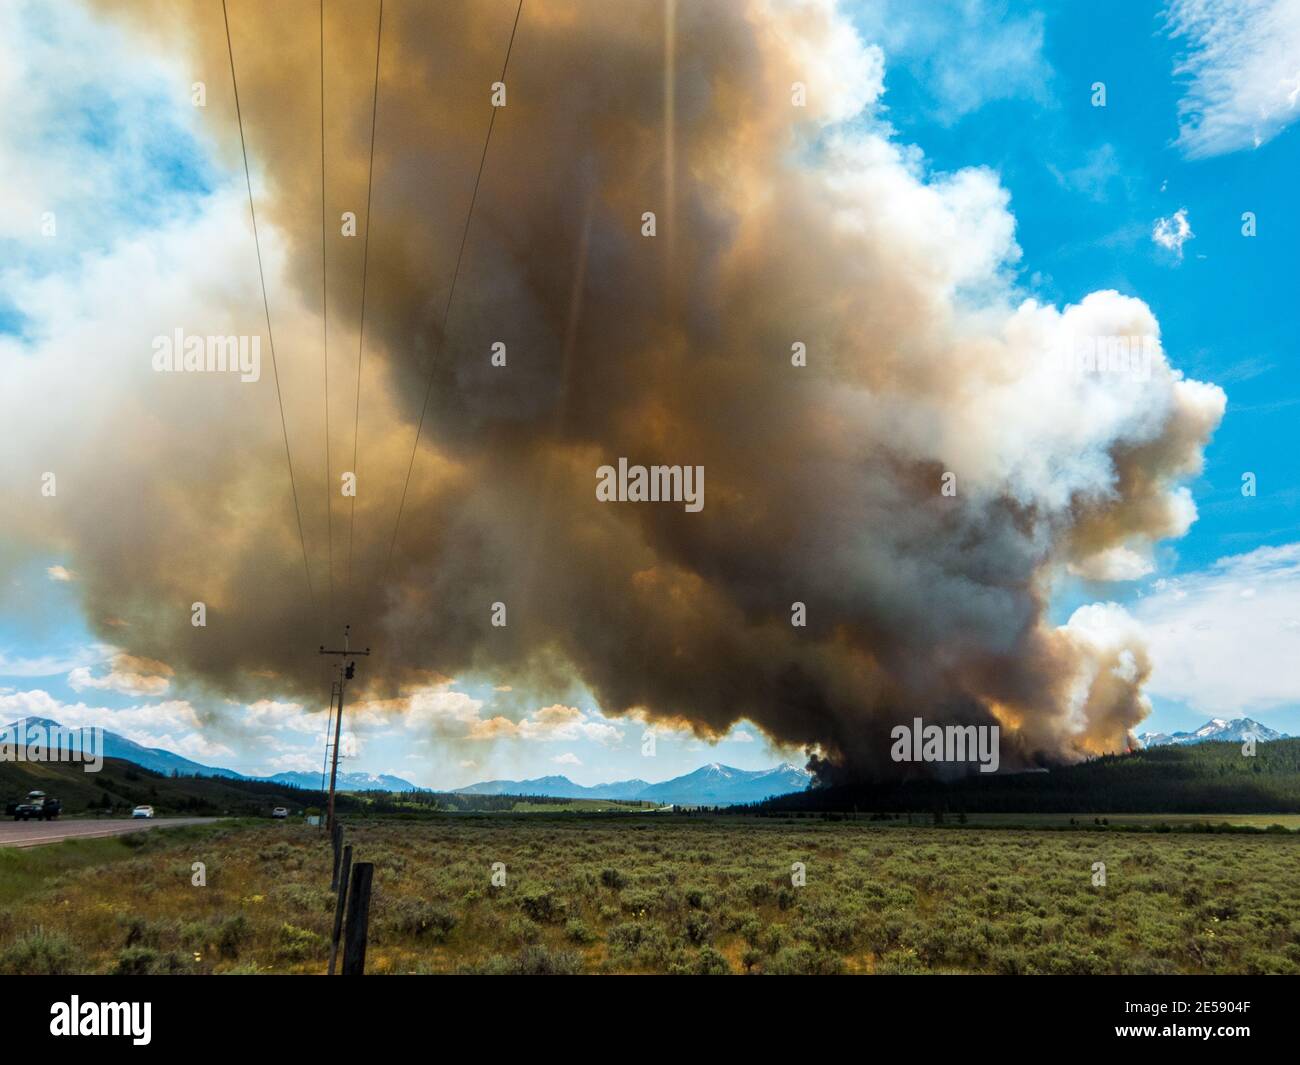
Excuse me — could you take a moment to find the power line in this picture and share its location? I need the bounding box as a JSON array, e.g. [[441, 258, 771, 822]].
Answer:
[[321, 1, 380, 825], [382, 0, 524, 583], [320, 0, 334, 625], [346, 0, 384, 613], [221, 0, 318, 614]]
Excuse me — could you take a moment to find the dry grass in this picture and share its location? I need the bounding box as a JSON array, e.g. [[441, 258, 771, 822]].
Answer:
[[2, 816, 1297, 974]]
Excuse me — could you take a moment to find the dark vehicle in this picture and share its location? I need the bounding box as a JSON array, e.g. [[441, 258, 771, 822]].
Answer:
[[6, 790, 62, 821]]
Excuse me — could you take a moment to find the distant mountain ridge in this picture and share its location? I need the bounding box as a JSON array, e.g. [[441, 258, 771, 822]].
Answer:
[[1138, 717, 1289, 748], [454, 762, 813, 806], [266, 769, 420, 792], [3, 716, 244, 779], [1, 716, 811, 803], [455, 773, 652, 799], [1, 716, 420, 792]]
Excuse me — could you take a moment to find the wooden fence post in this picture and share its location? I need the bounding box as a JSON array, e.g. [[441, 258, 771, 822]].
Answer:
[[327, 843, 353, 976], [341, 862, 374, 976]]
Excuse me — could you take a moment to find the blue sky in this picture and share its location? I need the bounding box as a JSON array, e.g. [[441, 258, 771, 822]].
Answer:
[[2, 0, 1298, 785]]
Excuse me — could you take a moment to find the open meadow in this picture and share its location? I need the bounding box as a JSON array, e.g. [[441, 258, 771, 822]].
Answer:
[[2, 816, 1298, 975]]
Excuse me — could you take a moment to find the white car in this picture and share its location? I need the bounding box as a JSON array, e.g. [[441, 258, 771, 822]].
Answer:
[[271, 807, 289, 819], [131, 805, 155, 819]]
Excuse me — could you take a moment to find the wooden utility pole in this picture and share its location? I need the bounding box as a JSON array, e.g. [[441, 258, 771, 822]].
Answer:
[[317, 679, 339, 828], [319, 624, 371, 833]]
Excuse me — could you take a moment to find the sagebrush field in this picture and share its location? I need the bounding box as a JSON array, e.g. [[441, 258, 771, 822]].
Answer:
[[3, 817, 1298, 975]]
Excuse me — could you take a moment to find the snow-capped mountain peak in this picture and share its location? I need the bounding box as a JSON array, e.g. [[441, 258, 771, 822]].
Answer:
[[1139, 717, 1289, 748]]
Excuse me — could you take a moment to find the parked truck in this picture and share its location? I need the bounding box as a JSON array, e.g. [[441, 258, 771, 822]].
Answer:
[[6, 790, 62, 821]]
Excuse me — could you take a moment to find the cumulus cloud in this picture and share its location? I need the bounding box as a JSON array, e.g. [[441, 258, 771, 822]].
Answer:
[[1, 0, 1226, 779], [1165, 0, 1300, 157], [364, 689, 625, 749], [1135, 543, 1300, 715], [518, 705, 624, 746], [240, 698, 321, 735], [47, 565, 75, 582], [67, 652, 174, 697], [0, 688, 234, 759], [263, 751, 320, 773]]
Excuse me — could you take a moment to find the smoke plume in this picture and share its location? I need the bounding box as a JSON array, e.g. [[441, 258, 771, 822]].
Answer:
[[3, 0, 1225, 779]]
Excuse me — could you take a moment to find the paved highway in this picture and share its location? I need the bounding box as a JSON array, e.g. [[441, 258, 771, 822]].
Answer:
[[0, 817, 222, 849]]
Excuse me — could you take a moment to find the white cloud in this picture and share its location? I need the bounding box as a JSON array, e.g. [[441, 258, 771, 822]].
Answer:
[[67, 653, 173, 697], [1152, 209, 1194, 258], [0, 643, 113, 678], [401, 688, 486, 730], [374, 690, 628, 747], [0, 689, 233, 759], [0, 1, 203, 247], [854, 0, 1051, 123], [262, 751, 320, 774], [164, 730, 237, 761], [1135, 543, 1300, 714], [241, 698, 320, 735], [552, 752, 582, 766], [516, 704, 624, 746], [46, 565, 74, 582], [1166, 0, 1300, 157]]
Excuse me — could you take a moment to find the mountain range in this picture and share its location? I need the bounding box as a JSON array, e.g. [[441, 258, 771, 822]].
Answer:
[[1, 716, 812, 804], [1, 716, 419, 793], [8, 714, 1291, 805], [454, 762, 813, 805], [1137, 717, 1290, 748]]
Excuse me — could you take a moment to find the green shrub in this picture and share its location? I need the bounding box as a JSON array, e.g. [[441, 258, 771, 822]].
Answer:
[[216, 914, 250, 960], [685, 912, 713, 945], [384, 897, 457, 942], [477, 945, 583, 975], [519, 886, 562, 924], [564, 918, 596, 944], [0, 927, 80, 975], [275, 923, 325, 962], [506, 915, 541, 946], [767, 944, 844, 975], [608, 921, 645, 954], [691, 946, 731, 975]]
